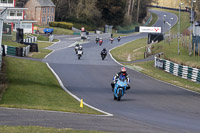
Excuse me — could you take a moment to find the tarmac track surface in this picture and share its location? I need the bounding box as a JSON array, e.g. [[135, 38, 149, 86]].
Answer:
[[1, 10, 200, 133]]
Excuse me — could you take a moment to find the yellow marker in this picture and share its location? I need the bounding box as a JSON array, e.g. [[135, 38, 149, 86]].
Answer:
[[80, 99, 83, 108]]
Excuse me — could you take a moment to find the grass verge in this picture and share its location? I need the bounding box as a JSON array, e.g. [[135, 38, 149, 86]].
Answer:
[[110, 8, 200, 93], [110, 38, 147, 62], [28, 41, 53, 59], [151, 8, 190, 34], [123, 61, 200, 92], [148, 12, 158, 26], [0, 126, 107, 133], [36, 25, 74, 35], [0, 57, 102, 115]]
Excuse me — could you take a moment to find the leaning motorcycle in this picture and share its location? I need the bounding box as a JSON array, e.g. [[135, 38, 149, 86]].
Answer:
[[77, 50, 83, 60], [113, 76, 128, 101]]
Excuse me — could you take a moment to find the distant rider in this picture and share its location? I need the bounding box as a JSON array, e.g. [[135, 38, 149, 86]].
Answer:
[[111, 67, 130, 92], [117, 36, 121, 42], [101, 48, 107, 56], [99, 38, 103, 45], [110, 37, 114, 43], [77, 45, 83, 54], [74, 43, 80, 54], [96, 36, 99, 44]]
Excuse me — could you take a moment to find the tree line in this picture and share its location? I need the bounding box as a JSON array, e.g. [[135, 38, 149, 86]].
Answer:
[[52, 0, 155, 27]]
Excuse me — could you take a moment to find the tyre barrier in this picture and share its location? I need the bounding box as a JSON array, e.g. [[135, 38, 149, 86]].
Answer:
[[23, 43, 39, 52], [2, 45, 31, 57], [23, 36, 37, 43], [155, 57, 200, 83]]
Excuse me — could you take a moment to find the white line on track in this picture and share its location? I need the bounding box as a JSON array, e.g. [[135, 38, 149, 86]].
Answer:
[[44, 38, 113, 116]]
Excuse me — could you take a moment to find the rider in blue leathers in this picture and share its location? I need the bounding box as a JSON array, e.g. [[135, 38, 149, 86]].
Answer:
[[111, 67, 130, 92]]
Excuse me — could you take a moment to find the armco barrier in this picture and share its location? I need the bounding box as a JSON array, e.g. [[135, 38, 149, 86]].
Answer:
[[155, 57, 200, 83]]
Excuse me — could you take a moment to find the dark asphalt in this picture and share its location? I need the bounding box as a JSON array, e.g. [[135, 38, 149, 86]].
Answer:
[[1, 10, 200, 133]]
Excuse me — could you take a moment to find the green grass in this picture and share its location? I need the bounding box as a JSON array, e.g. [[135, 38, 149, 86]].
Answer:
[[151, 8, 190, 34], [28, 42, 53, 59], [0, 126, 108, 133], [110, 8, 200, 93], [152, 39, 200, 68], [125, 61, 200, 92], [2, 40, 26, 47], [36, 25, 74, 35], [148, 12, 158, 26], [34, 34, 49, 41], [0, 57, 102, 115], [110, 38, 147, 62], [51, 27, 73, 35]]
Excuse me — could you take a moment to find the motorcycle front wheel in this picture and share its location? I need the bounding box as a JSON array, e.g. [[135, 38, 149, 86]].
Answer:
[[117, 89, 122, 101]]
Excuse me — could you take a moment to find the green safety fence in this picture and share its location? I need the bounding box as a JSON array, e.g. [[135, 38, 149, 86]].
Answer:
[[7, 46, 16, 56], [3, 45, 31, 57], [117, 29, 135, 34], [155, 57, 200, 83], [73, 32, 81, 35]]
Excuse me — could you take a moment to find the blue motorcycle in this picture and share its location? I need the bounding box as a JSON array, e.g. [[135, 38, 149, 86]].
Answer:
[[113, 75, 128, 101]]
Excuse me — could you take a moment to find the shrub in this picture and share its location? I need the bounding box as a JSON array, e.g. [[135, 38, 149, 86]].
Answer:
[[49, 22, 58, 27], [57, 22, 73, 29], [49, 22, 73, 30], [73, 23, 97, 31]]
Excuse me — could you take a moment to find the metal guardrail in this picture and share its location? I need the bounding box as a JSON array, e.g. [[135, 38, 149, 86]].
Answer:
[[155, 57, 200, 83]]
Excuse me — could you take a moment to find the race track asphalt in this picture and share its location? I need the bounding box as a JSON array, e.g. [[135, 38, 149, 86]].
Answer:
[[1, 9, 200, 133]]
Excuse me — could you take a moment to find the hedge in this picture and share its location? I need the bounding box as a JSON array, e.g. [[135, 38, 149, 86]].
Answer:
[[49, 22, 73, 29]]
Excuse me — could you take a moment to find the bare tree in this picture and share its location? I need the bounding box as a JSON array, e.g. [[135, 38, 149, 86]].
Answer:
[[124, 0, 135, 25], [136, 0, 141, 23]]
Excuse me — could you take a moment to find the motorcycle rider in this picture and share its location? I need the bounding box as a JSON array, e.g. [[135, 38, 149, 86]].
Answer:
[[77, 45, 83, 54], [99, 38, 103, 45], [74, 43, 80, 54], [117, 36, 121, 42], [110, 37, 114, 43], [101, 48, 107, 57], [111, 67, 130, 92], [96, 36, 99, 44]]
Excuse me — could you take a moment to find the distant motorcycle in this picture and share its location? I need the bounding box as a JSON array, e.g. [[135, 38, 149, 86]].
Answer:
[[113, 75, 128, 101], [110, 38, 114, 44], [74, 44, 79, 54], [101, 51, 107, 60], [77, 50, 83, 60], [117, 37, 121, 42], [96, 38, 99, 44], [99, 39, 103, 46]]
